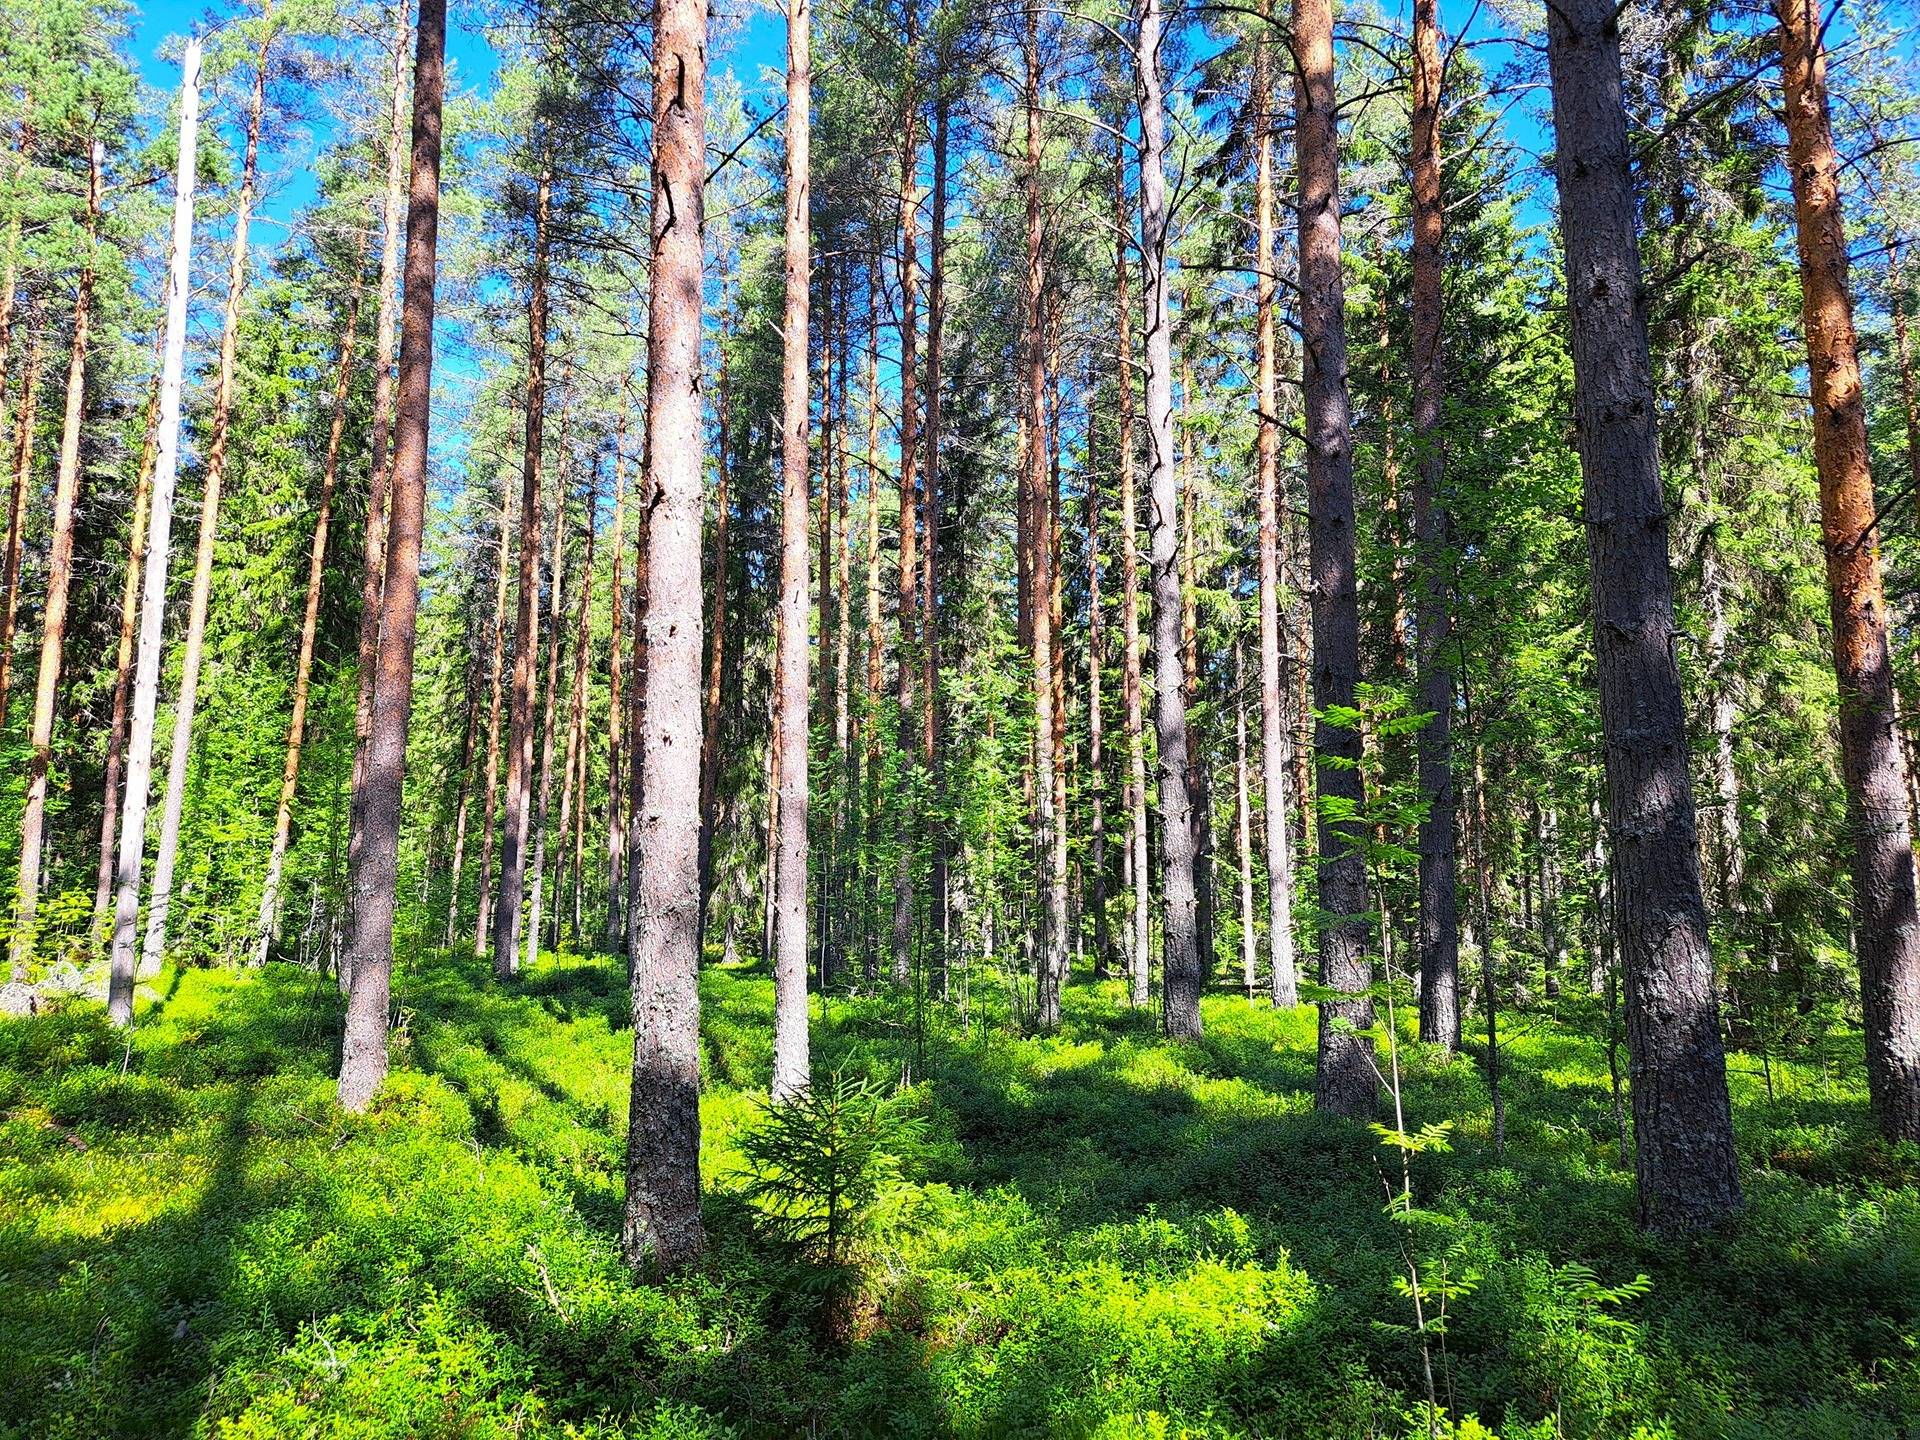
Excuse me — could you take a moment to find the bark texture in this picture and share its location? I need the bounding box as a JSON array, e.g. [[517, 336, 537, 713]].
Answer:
[[1776, 0, 1920, 1142], [1545, 0, 1742, 1228]]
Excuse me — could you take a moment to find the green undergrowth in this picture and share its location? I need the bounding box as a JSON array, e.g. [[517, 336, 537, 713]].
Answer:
[[2, 949, 1917, 1438]]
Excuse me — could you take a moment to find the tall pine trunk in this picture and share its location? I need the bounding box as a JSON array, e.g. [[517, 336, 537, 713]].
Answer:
[[1409, 0, 1459, 1047], [924, 89, 951, 995], [493, 167, 554, 980], [0, 324, 43, 735], [525, 453, 570, 974], [1776, 0, 1920, 1142], [1252, 17, 1298, 1008], [107, 43, 201, 1023], [771, 0, 812, 1100], [345, 0, 414, 939], [143, 19, 275, 972], [1545, 0, 1742, 1227], [604, 404, 631, 948], [1136, 0, 1201, 1039], [9, 140, 100, 975], [890, 69, 922, 990], [624, 0, 709, 1270], [336, 0, 447, 1111], [697, 356, 731, 935], [1297, 0, 1372, 1108], [1114, 139, 1151, 1010], [257, 258, 366, 960], [473, 474, 514, 955]]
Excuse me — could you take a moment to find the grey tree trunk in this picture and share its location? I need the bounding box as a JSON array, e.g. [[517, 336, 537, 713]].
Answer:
[[1296, 0, 1373, 1110], [623, 0, 710, 1271], [1545, 0, 1742, 1228], [771, 0, 813, 1100], [1137, 0, 1202, 1040]]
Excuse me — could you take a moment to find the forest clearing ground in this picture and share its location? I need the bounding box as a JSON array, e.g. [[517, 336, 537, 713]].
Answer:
[[1, 950, 1917, 1438]]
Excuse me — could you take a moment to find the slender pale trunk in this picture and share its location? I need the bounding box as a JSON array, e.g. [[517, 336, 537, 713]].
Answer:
[[1235, 628, 1257, 999], [494, 167, 554, 980], [345, 0, 414, 924], [444, 673, 479, 948], [624, 0, 709, 1271], [697, 356, 730, 931], [526, 452, 571, 974], [1409, 0, 1459, 1047], [107, 43, 201, 1022], [862, 292, 884, 984], [1051, 347, 1070, 1000], [770, 0, 812, 1100], [1026, 13, 1065, 1029], [143, 20, 275, 973], [553, 495, 593, 953], [257, 260, 367, 960], [9, 140, 101, 975], [924, 89, 951, 994], [1296, 0, 1371, 1105], [473, 477, 515, 955], [0, 326, 43, 734], [1545, 0, 1741, 1227], [337, 0, 445, 1109], [1114, 140, 1151, 1010], [833, 291, 854, 984], [890, 70, 922, 989], [1180, 375, 1214, 978], [1252, 24, 1297, 1008], [1138, 0, 1201, 1039], [605, 404, 630, 946], [1776, 0, 1920, 1141], [93, 342, 164, 931], [1087, 437, 1109, 977]]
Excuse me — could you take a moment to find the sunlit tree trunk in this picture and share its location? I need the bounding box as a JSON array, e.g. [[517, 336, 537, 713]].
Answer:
[[525, 454, 571, 975], [257, 259, 366, 961], [1026, 11, 1065, 1029], [624, 0, 709, 1270], [93, 344, 163, 932], [771, 0, 812, 1098], [143, 17, 275, 973], [1545, 0, 1742, 1226], [494, 166, 554, 980], [345, 0, 412, 954], [1776, 0, 1920, 1142], [1087, 440, 1110, 978], [1296, 0, 1371, 1106], [1139, 0, 1201, 1039], [862, 285, 884, 984], [107, 42, 201, 1022], [924, 87, 952, 995], [1409, 0, 1459, 1048], [337, 0, 446, 1109], [0, 325, 43, 736], [9, 140, 101, 975], [1114, 138, 1151, 1011], [1252, 17, 1297, 1008]]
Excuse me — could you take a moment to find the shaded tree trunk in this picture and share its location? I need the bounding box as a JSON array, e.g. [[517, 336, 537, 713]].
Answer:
[[1410, 0, 1459, 1048], [0, 323, 43, 736], [605, 402, 631, 948], [337, 0, 447, 1110], [526, 451, 572, 975], [107, 41, 201, 1022], [697, 354, 731, 936], [553, 490, 594, 954], [493, 166, 554, 981], [924, 87, 951, 996], [623, 0, 709, 1269], [1777, 0, 1920, 1142], [1545, 0, 1742, 1227], [891, 63, 922, 990], [10, 140, 100, 974], [1297, 0, 1372, 1109]]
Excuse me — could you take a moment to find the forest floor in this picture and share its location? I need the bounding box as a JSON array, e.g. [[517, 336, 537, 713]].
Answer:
[[2, 947, 1918, 1439]]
